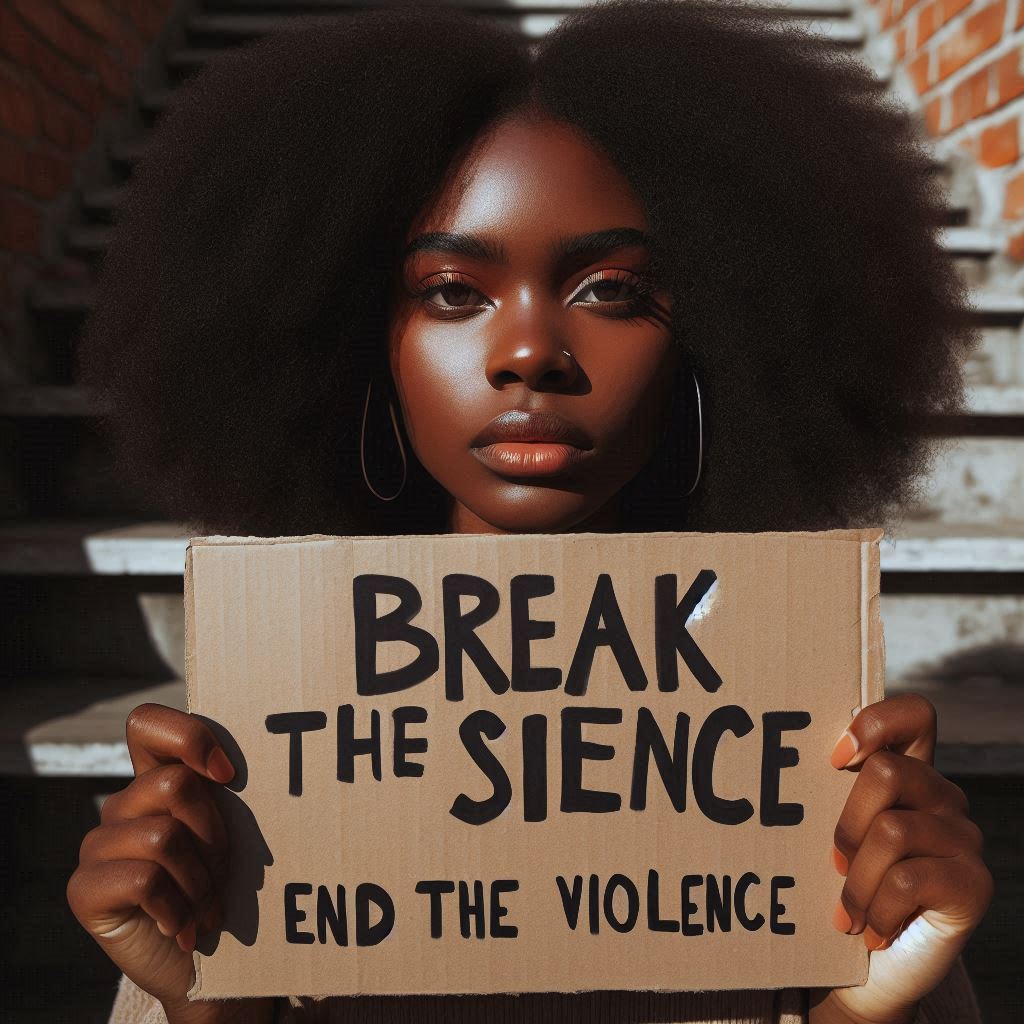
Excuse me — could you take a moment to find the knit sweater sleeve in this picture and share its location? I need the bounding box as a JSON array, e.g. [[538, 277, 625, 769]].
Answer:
[[912, 959, 983, 1024], [106, 963, 979, 1024], [108, 980, 802, 1023], [106, 972, 170, 1024]]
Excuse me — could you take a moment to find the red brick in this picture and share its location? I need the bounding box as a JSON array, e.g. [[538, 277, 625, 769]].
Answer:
[[32, 83, 90, 150], [88, 44, 132, 99], [13, 0, 99, 72], [123, 0, 169, 38], [908, 51, 933, 93], [1005, 170, 1024, 218], [0, 193, 41, 252], [1018, 0, 1024, 28], [996, 48, 1024, 106], [120, 0, 156, 37], [979, 117, 1019, 165], [880, 0, 895, 28], [950, 67, 991, 127], [925, 96, 944, 133], [937, 2, 1006, 82], [0, 253, 16, 308], [0, 6, 35, 64], [25, 148, 72, 199], [0, 65, 39, 138], [1008, 229, 1024, 261], [58, 0, 143, 66], [918, 1, 938, 44], [0, 144, 29, 190], [940, 0, 973, 27], [17, 2, 137, 99], [16, 31, 104, 116], [896, 26, 908, 60]]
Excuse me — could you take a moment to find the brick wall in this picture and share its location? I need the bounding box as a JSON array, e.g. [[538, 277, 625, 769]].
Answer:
[[867, 0, 1024, 260], [0, 0, 175, 379]]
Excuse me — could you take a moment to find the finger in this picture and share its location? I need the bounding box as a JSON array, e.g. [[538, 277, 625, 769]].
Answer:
[[833, 751, 969, 864], [838, 810, 983, 934], [100, 764, 230, 884], [831, 693, 936, 769], [861, 855, 994, 951], [79, 817, 219, 930], [126, 703, 235, 784], [67, 859, 194, 947]]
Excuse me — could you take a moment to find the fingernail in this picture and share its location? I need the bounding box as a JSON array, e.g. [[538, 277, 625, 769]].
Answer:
[[832, 902, 853, 933], [830, 730, 859, 769], [864, 926, 889, 951], [177, 920, 197, 952], [206, 747, 234, 783], [831, 845, 848, 876]]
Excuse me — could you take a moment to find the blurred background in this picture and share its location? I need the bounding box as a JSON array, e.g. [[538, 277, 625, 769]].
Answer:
[[0, 0, 1021, 1020]]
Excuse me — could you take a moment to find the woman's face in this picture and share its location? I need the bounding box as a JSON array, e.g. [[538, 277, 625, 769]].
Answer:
[[388, 113, 677, 534]]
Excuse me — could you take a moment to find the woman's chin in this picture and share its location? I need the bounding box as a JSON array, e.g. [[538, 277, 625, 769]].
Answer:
[[457, 488, 616, 535]]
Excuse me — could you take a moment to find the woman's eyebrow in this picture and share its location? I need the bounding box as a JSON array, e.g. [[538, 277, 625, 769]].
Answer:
[[402, 227, 651, 266], [403, 232, 508, 263], [551, 227, 651, 265]]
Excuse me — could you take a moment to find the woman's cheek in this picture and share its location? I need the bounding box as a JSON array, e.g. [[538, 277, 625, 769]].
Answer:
[[394, 331, 488, 471]]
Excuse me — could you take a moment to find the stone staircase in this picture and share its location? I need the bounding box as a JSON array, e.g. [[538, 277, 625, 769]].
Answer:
[[1, 0, 1022, 782]]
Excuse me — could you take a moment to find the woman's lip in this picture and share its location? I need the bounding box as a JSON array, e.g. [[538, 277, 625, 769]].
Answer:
[[471, 409, 592, 449], [472, 441, 593, 477]]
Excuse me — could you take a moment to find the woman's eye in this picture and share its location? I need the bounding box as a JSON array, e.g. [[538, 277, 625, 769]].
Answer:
[[421, 278, 487, 311], [573, 278, 637, 303], [570, 272, 651, 308]]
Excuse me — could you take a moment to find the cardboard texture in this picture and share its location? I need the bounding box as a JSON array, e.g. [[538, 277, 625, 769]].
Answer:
[[184, 529, 883, 999]]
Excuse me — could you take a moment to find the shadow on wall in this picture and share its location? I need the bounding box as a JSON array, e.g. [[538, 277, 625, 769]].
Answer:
[[907, 642, 1024, 688]]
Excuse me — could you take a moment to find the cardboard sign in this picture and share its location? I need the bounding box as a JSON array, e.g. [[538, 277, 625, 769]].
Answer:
[[184, 529, 883, 999]]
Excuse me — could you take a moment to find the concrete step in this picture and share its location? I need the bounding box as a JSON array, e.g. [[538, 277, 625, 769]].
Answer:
[[0, 518, 1020, 575], [0, 678, 185, 776], [938, 228, 1002, 287], [908, 439, 1024, 525], [0, 386, 102, 417], [964, 323, 1024, 389], [966, 386, 1024, 413], [880, 520, 1024, 571], [883, 592, 1024, 689], [2, 674, 1015, 776]]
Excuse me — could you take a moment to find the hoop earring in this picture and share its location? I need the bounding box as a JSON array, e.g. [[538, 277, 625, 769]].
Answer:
[[360, 378, 407, 501], [686, 370, 704, 497]]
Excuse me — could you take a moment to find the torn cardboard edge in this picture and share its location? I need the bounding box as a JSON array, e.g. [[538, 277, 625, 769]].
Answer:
[[184, 528, 881, 1000]]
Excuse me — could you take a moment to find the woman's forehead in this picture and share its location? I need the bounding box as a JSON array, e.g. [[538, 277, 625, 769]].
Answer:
[[406, 115, 649, 249]]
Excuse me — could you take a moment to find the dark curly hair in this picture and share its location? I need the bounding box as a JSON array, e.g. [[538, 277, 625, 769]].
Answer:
[[79, 0, 975, 537]]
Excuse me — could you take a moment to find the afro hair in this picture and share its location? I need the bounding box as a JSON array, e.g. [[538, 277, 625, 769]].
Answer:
[[79, 0, 976, 536]]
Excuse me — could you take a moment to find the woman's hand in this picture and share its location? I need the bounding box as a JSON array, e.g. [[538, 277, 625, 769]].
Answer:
[[66, 703, 273, 1024], [812, 693, 993, 1024]]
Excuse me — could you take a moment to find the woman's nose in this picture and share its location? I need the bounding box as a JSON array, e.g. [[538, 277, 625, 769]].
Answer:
[[485, 336, 581, 392]]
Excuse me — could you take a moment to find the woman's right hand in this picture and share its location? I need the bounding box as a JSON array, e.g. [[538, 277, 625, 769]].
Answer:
[[66, 703, 273, 1024]]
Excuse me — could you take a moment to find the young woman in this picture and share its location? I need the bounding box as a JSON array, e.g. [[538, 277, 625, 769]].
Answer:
[[68, 3, 992, 1022]]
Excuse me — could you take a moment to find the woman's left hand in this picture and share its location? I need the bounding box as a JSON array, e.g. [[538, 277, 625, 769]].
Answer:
[[813, 693, 993, 1024]]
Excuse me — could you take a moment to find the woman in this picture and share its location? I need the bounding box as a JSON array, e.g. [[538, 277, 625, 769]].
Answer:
[[68, 2, 992, 1022]]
